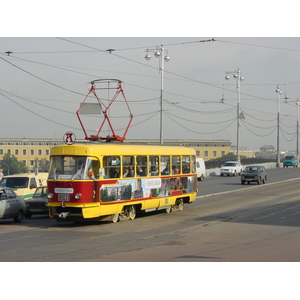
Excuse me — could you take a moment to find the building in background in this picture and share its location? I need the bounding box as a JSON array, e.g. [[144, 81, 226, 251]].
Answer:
[[0, 138, 231, 172]]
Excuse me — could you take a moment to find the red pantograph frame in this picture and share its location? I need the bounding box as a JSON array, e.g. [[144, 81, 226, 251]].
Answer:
[[76, 79, 133, 142]]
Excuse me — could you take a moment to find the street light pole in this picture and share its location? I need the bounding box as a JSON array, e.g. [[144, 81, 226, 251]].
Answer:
[[145, 44, 170, 145], [158, 46, 164, 146], [225, 68, 244, 162], [276, 84, 282, 168]]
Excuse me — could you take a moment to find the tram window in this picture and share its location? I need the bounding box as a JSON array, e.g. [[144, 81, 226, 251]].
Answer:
[[49, 156, 92, 180], [161, 156, 170, 175], [182, 155, 190, 174], [103, 156, 121, 178], [87, 158, 100, 179], [136, 156, 147, 177], [191, 155, 196, 173], [172, 155, 180, 175], [150, 156, 159, 176], [122, 156, 135, 178]]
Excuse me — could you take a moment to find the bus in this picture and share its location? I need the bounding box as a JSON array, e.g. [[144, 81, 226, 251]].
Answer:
[[47, 143, 198, 223]]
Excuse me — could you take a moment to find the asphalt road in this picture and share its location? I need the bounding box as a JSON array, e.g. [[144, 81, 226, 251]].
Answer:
[[1, 167, 300, 262]]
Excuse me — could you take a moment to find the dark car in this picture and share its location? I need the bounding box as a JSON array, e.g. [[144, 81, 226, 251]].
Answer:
[[241, 165, 267, 185], [0, 187, 27, 222], [25, 186, 48, 218]]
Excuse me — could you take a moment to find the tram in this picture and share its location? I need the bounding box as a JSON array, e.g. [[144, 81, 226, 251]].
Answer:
[[47, 143, 198, 222]]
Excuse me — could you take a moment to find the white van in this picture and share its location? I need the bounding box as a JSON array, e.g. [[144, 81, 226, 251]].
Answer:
[[0, 173, 48, 200], [196, 158, 206, 181]]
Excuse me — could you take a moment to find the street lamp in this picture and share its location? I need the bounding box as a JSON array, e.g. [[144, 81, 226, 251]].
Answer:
[[145, 44, 170, 145], [276, 85, 282, 167], [225, 68, 244, 162]]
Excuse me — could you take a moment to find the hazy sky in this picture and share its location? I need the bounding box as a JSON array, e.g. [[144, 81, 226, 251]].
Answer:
[[1, 3, 300, 152]]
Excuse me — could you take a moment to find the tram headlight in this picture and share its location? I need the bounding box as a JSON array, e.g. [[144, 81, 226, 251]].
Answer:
[[47, 193, 54, 199], [75, 193, 81, 200]]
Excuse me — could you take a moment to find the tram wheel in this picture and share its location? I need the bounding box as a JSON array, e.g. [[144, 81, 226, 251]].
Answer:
[[111, 214, 119, 223], [176, 198, 184, 211], [128, 205, 136, 220], [165, 206, 172, 213]]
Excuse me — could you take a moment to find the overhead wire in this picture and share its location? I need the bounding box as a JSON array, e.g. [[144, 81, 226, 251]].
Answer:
[[164, 111, 236, 135], [0, 90, 81, 131], [241, 120, 277, 137], [164, 110, 236, 125], [0, 57, 86, 97], [3, 37, 300, 144]]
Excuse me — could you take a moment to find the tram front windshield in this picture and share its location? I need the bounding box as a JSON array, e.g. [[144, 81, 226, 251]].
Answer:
[[48, 156, 99, 180]]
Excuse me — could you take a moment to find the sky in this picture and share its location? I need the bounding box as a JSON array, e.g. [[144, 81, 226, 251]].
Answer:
[[1, 2, 300, 153]]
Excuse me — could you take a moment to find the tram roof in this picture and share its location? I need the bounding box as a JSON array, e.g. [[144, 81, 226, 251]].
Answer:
[[50, 142, 196, 157]]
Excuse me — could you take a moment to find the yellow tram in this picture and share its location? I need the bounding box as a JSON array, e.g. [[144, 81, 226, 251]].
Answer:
[[47, 143, 198, 222]]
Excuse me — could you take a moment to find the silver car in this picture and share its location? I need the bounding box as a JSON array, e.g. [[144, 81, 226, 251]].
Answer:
[[0, 187, 27, 223]]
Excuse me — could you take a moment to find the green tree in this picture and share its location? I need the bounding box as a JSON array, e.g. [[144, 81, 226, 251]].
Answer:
[[0, 153, 29, 175], [35, 158, 50, 172], [212, 152, 247, 161]]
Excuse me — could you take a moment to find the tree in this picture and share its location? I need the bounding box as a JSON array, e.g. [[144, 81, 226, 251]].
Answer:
[[0, 153, 29, 175], [35, 158, 50, 172], [212, 152, 238, 162]]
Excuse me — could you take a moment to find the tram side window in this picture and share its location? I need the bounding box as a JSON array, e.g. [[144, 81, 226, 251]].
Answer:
[[136, 156, 147, 177], [161, 156, 170, 175], [150, 156, 159, 176], [172, 155, 180, 175], [182, 155, 190, 174], [191, 155, 196, 173], [103, 156, 120, 178], [122, 156, 135, 178]]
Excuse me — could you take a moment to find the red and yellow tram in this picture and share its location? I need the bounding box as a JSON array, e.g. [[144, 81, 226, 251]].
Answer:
[[47, 143, 198, 222]]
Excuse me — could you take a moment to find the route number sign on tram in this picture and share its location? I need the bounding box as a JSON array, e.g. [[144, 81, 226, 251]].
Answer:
[[63, 131, 76, 145]]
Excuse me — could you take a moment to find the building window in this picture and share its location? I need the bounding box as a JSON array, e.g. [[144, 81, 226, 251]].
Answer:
[[0, 149, 3, 155], [30, 160, 35, 167], [196, 150, 200, 156], [204, 151, 208, 157], [23, 149, 27, 155], [38, 149, 42, 155], [213, 151, 217, 157], [30, 149, 34, 155], [7, 149, 11, 155], [221, 151, 226, 157], [15, 149, 19, 156], [45, 149, 50, 156]]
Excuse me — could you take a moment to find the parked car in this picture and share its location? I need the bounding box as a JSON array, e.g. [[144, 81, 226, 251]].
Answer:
[[283, 155, 298, 168], [241, 165, 267, 185], [25, 186, 48, 218], [0, 187, 27, 223], [220, 161, 243, 176]]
